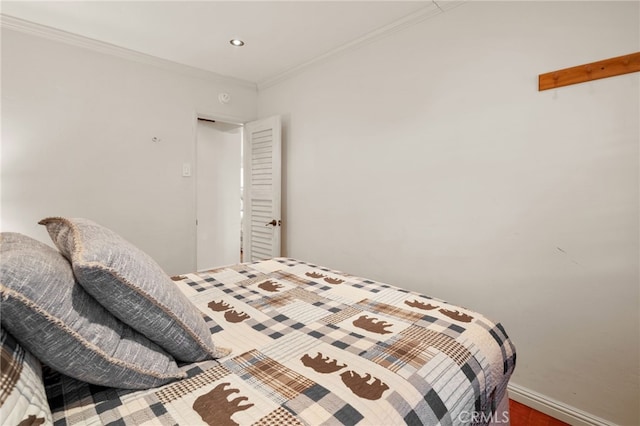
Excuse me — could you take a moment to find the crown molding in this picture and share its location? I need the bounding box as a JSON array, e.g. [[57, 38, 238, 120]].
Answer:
[[256, 1, 466, 91], [1, 2, 466, 93], [0, 14, 257, 91], [433, 0, 467, 12]]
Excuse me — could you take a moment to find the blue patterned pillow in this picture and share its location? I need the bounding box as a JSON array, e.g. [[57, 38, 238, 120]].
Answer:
[[39, 217, 230, 362], [0, 233, 185, 389]]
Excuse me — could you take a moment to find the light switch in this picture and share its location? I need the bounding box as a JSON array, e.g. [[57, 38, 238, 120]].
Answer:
[[182, 163, 192, 177]]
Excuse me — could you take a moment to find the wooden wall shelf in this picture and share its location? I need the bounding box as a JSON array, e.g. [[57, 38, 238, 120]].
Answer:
[[539, 52, 640, 91]]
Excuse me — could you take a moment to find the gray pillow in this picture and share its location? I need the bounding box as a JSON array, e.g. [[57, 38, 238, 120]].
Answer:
[[0, 232, 185, 389], [39, 217, 230, 362]]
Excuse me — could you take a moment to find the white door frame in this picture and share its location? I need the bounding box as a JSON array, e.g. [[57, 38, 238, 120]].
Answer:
[[193, 112, 245, 271], [193, 113, 282, 267]]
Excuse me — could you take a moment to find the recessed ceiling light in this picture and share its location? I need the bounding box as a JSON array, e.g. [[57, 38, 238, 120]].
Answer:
[[230, 39, 245, 47]]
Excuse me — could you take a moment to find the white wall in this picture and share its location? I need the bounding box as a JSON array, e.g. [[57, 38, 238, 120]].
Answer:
[[1, 28, 257, 275], [257, 2, 639, 424], [196, 121, 242, 270]]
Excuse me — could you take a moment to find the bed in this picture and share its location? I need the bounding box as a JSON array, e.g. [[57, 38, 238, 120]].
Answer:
[[0, 218, 516, 426]]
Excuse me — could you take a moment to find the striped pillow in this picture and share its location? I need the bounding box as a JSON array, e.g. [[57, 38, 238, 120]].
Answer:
[[0, 327, 52, 426]]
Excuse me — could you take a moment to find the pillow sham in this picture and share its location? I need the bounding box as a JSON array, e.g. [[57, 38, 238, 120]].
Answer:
[[0, 232, 185, 389], [0, 327, 53, 426], [39, 217, 230, 362]]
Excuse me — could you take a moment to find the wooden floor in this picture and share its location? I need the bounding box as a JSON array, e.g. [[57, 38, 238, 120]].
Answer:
[[509, 400, 569, 426]]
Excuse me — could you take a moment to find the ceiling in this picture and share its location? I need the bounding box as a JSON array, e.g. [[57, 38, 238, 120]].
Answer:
[[1, 1, 457, 87]]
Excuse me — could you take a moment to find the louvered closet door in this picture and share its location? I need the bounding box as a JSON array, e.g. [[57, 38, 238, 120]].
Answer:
[[243, 116, 281, 262]]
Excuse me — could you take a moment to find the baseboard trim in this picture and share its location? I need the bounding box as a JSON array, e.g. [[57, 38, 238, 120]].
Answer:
[[508, 383, 615, 426]]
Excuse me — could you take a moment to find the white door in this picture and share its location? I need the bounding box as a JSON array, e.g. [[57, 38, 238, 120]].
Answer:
[[196, 120, 242, 270], [243, 116, 281, 262]]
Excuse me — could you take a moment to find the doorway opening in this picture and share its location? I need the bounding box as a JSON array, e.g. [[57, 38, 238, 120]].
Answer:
[[195, 117, 243, 271]]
